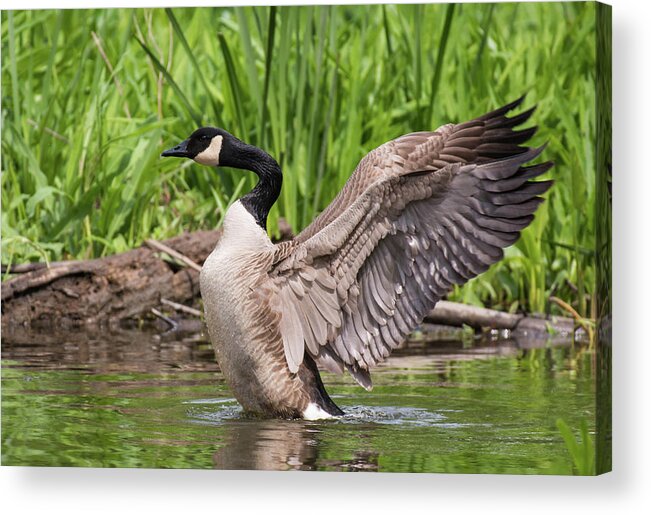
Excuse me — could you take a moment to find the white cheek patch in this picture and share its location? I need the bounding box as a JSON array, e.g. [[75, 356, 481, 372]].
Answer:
[[194, 135, 223, 166]]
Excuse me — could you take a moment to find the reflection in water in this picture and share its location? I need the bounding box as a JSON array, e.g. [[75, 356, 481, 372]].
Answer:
[[190, 401, 451, 471], [211, 419, 322, 471], [1, 323, 217, 373], [2, 324, 595, 473], [1, 322, 580, 371]]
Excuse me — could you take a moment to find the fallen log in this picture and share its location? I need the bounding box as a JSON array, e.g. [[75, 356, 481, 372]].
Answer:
[[1, 229, 222, 328], [426, 300, 579, 338]]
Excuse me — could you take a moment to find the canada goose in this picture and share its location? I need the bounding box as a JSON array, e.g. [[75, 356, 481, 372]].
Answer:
[[161, 97, 553, 420]]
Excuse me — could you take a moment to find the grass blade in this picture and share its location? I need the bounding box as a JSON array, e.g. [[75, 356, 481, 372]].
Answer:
[[217, 32, 248, 138], [427, 3, 456, 124], [135, 35, 202, 125], [165, 8, 222, 125]]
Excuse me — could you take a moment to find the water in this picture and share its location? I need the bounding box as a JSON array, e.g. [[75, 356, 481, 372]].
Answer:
[[1, 325, 595, 473]]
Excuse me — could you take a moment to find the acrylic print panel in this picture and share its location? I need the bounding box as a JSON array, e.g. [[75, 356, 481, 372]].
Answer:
[[1, 1, 611, 474]]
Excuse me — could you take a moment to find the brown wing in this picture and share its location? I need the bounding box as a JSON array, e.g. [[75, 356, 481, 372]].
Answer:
[[296, 96, 538, 243], [271, 100, 553, 387]]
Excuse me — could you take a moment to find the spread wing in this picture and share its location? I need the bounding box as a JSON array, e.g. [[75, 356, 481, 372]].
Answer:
[[270, 99, 553, 388], [296, 96, 539, 242]]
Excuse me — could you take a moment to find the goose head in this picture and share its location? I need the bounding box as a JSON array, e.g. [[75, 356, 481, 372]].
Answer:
[[161, 127, 241, 167], [161, 127, 283, 230]]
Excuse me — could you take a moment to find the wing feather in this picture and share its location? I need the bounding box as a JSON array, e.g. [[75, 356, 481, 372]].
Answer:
[[278, 288, 305, 373], [270, 99, 553, 386]]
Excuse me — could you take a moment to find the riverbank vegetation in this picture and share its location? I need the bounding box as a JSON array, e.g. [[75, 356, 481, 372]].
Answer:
[[1, 2, 597, 317]]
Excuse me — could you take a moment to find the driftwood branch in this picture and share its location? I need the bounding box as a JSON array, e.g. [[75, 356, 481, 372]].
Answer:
[[427, 300, 578, 338], [151, 307, 179, 331], [144, 239, 202, 272], [427, 301, 522, 329], [161, 298, 202, 317]]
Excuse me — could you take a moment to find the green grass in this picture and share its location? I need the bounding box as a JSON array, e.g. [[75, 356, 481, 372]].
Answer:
[[556, 418, 596, 475], [1, 2, 598, 316]]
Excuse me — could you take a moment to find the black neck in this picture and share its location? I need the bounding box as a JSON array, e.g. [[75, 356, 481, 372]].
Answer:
[[234, 143, 282, 230]]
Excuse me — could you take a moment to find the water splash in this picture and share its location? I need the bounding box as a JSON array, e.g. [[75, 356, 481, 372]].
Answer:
[[340, 405, 453, 427], [184, 398, 471, 428], [185, 398, 243, 424]]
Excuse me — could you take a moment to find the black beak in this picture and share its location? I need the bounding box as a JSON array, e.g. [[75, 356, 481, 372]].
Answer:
[[161, 139, 190, 158]]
